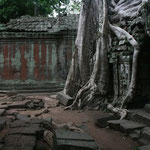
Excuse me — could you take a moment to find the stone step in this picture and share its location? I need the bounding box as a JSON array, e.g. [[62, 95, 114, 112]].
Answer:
[[108, 120, 146, 134], [130, 109, 150, 126], [55, 129, 100, 150]]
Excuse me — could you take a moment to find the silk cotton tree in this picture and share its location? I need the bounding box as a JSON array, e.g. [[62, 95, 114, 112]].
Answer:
[[63, 0, 149, 110]]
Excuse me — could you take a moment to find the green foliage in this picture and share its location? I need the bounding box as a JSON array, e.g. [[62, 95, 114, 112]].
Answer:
[[0, 0, 70, 23], [70, 0, 81, 12]]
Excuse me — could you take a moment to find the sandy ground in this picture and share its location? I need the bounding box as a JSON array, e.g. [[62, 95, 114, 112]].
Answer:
[[14, 93, 139, 150]]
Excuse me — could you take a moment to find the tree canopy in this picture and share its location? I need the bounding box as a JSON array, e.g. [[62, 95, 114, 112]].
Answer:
[[0, 0, 70, 23]]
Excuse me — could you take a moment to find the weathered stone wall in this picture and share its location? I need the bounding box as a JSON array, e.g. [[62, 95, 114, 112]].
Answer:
[[108, 2, 150, 107], [0, 15, 78, 91]]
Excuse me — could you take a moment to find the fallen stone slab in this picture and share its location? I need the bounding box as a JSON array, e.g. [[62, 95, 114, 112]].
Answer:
[[137, 138, 150, 145], [10, 120, 26, 128], [6, 90, 17, 97], [137, 145, 150, 150], [144, 104, 150, 113], [36, 139, 51, 150], [16, 114, 30, 122], [120, 120, 146, 134], [5, 134, 36, 147], [95, 114, 118, 128], [108, 120, 146, 133], [141, 127, 150, 141], [55, 129, 100, 150], [56, 129, 94, 141], [0, 105, 8, 109], [107, 120, 127, 130], [0, 109, 6, 116], [29, 118, 43, 124], [56, 139, 100, 150], [57, 91, 74, 106], [3, 146, 34, 150], [130, 109, 150, 126], [129, 130, 141, 140], [137, 127, 150, 145], [8, 126, 41, 135], [7, 101, 28, 109], [11, 95, 26, 101]]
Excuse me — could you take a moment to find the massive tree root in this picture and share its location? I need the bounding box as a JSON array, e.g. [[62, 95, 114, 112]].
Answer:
[[63, 0, 147, 110]]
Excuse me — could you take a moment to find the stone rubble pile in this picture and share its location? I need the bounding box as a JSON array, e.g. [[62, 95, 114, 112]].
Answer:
[[96, 105, 150, 150]]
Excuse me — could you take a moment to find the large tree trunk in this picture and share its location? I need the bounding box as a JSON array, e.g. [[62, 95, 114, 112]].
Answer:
[[63, 0, 148, 110]]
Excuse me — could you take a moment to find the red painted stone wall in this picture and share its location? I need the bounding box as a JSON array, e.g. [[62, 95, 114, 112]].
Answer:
[[0, 37, 75, 90]]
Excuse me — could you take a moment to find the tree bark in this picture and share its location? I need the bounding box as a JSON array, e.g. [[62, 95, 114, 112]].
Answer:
[[62, 0, 147, 110]]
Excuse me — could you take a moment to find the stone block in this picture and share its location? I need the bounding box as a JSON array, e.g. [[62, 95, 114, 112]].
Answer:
[[3, 146, 34, 150], [137, 145, 150, 150], [95, 114, 118, 128], [142, 127, 150, 139], [0, 119, 6, 131], [0, 109, 6, 116], [137, 138, 150, 145], [120, 120, 146, 134], [144, 104, 150, 113], [56, 139, 99, 150], [57, 91, 74, 106], [8, 126, 42, 135], [29, 118, 43, 124], [16, 114, 30, 122], [129, 130, 141, 140], [107, 120, 127, 130], [55, 129, 99, 150], [10, 120, 26, 128], [6, 90, 17, 97], [130, 109, 150, 126], [56, 129, 94, 141], [5, 134, 36, 147]]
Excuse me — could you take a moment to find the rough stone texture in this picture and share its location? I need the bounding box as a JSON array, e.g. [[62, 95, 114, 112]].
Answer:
[[56, 139, 99, 150], [57, 91, 74, 106], [95, 114, 118, 128], [108, 120, 146, 134], [5, 134, 36, 146], [0, 109, 6, 116], [144, 104, 150, 113], [10, 120, 26, 128], [6, 90, 17, 97], [120, 121, 146, 134], [129, 130, 141, 140], [0, 15, 78, 91], [0, 114, 53, 150], [137, 145, 150, 150], [138, 127, 150, 145], [3, 146, 34, 150], [0, 119, 6, 131], [36, 140, 51, 150], [108, 120, 127, 130], [108, 2, 150, 106], [130, 109, 150, 126], [55, 129, 99, 150], [8, 126, 41, 135]]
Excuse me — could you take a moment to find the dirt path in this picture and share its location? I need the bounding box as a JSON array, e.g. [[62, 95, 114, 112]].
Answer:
[[18, 94, 139, 150]]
